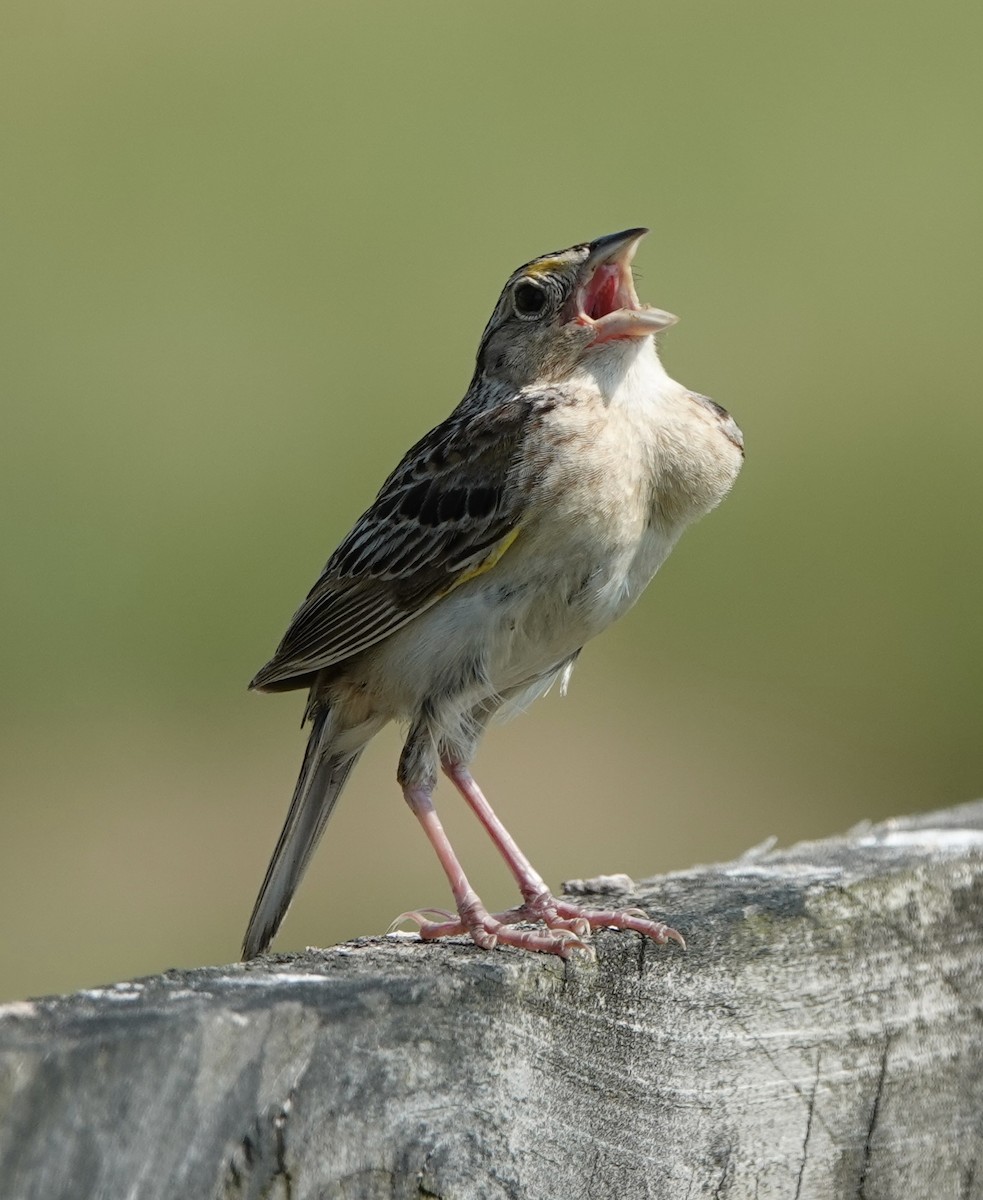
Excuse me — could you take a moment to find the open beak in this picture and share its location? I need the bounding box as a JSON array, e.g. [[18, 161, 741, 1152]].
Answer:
[[573, 228, 678, 345]]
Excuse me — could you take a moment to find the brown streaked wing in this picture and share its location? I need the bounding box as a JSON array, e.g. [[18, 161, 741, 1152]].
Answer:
[[250, 396, 534, 691]]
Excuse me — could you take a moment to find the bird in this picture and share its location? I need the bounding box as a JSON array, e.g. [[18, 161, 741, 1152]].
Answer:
[[242, 227, 744, 961]]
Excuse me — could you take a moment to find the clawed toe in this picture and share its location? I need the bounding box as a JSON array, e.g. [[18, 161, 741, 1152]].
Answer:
[[391, 905, 589, 957], [487, 921, 591, 958], [553, 900, 685, 948], [390, 910, 466, 940]]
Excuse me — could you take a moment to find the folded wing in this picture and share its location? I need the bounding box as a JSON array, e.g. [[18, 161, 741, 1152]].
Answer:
[[250, 396, 534, 691]]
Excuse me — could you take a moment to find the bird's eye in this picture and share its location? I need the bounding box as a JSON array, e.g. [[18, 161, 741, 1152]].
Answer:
[[513, 281, 548, 318]]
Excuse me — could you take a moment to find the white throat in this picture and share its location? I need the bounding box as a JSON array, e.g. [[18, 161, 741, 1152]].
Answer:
[[576, 336, 675, 408]]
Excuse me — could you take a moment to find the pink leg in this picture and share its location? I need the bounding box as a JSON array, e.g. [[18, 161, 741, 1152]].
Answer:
[[395, 785, 589, 958], [442, 761, 685, 950]]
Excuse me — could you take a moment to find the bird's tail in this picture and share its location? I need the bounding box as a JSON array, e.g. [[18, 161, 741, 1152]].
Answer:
[[241, 707, 362, 960]]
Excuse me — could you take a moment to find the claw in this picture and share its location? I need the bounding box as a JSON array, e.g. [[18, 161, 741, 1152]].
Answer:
[[572, 941, 597, 963], [558, 915, 592, 939], [389, 909, 461, 936]]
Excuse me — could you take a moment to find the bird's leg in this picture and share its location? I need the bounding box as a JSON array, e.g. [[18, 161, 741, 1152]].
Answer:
[[397, 783, 588, 957], [440, 760, 578, 927], [441, 760, 685, 950]]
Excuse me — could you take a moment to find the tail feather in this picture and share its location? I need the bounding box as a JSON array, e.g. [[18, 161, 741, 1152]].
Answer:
[[242, 708, 361, 960]]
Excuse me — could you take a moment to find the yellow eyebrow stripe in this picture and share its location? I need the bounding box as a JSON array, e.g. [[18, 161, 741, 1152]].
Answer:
[[524, 259, 565, 277], [444, 528, 520, 595]]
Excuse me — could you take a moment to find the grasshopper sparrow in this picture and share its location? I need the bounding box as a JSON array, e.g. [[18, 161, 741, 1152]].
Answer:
[[243, 228, 743, 960]]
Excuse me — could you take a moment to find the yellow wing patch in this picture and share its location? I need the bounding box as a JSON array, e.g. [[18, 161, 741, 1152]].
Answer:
[[442, 528, 520, 597]]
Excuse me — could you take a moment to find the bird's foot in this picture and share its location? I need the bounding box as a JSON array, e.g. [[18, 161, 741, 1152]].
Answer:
[[549, 899, 685, 949], [514, 891, 684, 949], [392, 897, 593, 959], [392, 891, 683, 957]]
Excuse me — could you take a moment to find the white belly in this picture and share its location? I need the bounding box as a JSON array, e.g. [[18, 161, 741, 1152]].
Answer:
[[364, 514, 675, 718]]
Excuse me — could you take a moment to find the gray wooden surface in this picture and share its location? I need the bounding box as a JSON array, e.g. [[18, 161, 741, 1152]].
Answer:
[[1, 802, 982, 1200]]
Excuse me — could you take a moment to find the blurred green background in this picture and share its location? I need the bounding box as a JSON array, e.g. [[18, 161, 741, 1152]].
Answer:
[[2, 1, 981, 1003]]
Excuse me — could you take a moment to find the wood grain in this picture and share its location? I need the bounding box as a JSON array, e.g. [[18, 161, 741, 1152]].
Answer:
[[1, 803, 981, 1199]]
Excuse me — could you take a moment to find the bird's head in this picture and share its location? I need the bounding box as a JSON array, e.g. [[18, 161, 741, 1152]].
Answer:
[[474, 228, 677, 388]]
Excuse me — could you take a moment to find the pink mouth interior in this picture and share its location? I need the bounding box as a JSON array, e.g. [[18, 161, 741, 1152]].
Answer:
[[584, 265, 621, 318], [578, 262, 637, 321]]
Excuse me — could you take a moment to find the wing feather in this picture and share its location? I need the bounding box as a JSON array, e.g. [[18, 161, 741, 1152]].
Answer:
[[250, 395, 536, 691]]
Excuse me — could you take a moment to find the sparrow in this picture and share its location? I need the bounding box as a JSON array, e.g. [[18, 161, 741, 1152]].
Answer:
[[242, 227, 744, 960]]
